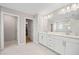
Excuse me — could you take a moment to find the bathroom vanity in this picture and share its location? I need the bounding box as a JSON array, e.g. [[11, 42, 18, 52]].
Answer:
[[38, 4, 79, 55], [39, 32, 79, 55]]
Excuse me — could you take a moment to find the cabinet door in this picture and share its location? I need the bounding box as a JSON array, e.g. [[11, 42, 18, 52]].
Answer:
[[46, 34, 56, 49], [46, 35, 65, 54], [65, 39, 79, 55], [39, 33, 44, 43], [54, 37, 65, 54], [46, 38, 55, 50], [39, 33, 46, 45]]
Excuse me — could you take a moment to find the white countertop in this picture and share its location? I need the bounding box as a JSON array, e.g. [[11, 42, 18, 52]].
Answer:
[[47, 32, 79, 39]]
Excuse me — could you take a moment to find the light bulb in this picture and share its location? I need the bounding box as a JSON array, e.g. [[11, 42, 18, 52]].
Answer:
[[60, 8, 66, 14], [71, 4, 77, 11], [67, 6, 70, 10], [66, 6, 70, 12], [76, 4, 79, 9]]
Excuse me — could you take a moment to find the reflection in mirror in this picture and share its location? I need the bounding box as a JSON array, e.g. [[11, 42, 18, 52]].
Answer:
[[48, 17, 79, 36], [47, 3, 79, 36]]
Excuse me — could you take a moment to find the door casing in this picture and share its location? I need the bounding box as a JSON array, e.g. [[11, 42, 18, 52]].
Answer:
[[1, 11, 20, 49]]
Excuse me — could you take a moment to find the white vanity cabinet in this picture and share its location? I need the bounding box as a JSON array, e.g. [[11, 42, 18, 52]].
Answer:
[[39, 32, 79, 55], [39, 32, 47, 46], [46, 34, 65, 54], [46, 34, 56, 50], [39, 33, 66, 54], [65, 38, 79, 55], [54, 37, 66, 54]]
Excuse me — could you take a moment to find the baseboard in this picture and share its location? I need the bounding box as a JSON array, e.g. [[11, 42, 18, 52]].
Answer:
[[39, 43, 61, 55]]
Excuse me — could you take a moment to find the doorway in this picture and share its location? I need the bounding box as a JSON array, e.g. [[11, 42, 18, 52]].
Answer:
[[1, 12, 20, 49], [26, 19, 33, 43], [4, 14, 18, 48]]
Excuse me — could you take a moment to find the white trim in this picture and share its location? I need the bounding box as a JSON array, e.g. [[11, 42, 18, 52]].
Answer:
[[17, 15, 20, 45], [1, 11, 20, 49], [24, 17, 34, 44], [23, 17, 27, 44], [1, 11, 4, 49]]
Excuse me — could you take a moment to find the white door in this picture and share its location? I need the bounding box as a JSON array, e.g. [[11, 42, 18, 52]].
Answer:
[[65, 39, 79, 55], [39, 33, 46, 45], [52, 36, 66, 54], [46, 34, 55, 50]]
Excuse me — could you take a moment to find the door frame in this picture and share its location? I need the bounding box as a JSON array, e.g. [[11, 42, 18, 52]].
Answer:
[[1, 11, 20, 49], [24, 17, 33, 43]]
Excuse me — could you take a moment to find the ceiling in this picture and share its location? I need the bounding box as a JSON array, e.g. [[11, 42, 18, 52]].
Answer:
[[0, 3, 68, 15]]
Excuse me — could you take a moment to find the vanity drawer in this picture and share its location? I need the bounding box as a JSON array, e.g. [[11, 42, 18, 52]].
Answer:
[[46, 38, 55, 50], [54, 39, 65, 54], [65, 40, 79, 55]]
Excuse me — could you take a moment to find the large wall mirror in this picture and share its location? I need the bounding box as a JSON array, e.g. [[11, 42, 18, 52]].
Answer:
[[47, 3, 79, 36]]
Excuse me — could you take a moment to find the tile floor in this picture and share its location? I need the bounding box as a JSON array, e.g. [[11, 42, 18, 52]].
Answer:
[[0, 41, 57, 55]]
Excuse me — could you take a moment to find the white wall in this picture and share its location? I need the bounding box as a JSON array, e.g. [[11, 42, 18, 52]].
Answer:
[[32, 15, 48, 44], [0, 6, 1, 48], [38, 15, 48, 32], [4, 14, 17, 41], [70, 19, 79, 35], [33, 15, 39, 44], [0, 6, 33, 48]]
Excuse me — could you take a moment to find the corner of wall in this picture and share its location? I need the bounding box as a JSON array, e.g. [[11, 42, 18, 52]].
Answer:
[[0, 6, 1, 48]]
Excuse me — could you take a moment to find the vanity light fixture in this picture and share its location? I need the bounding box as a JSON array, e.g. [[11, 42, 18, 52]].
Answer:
[[67, 6, 70, 10], [60, 8, 66, 14], [58, 4, 79, 14], [66, 6, 71, 12], [76, 4, 79, 9], [71, 4, 77, 11], [67, 26, 71, 30]]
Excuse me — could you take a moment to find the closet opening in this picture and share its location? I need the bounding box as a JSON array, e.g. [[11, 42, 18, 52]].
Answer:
[[26, 19, 33, 43]]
